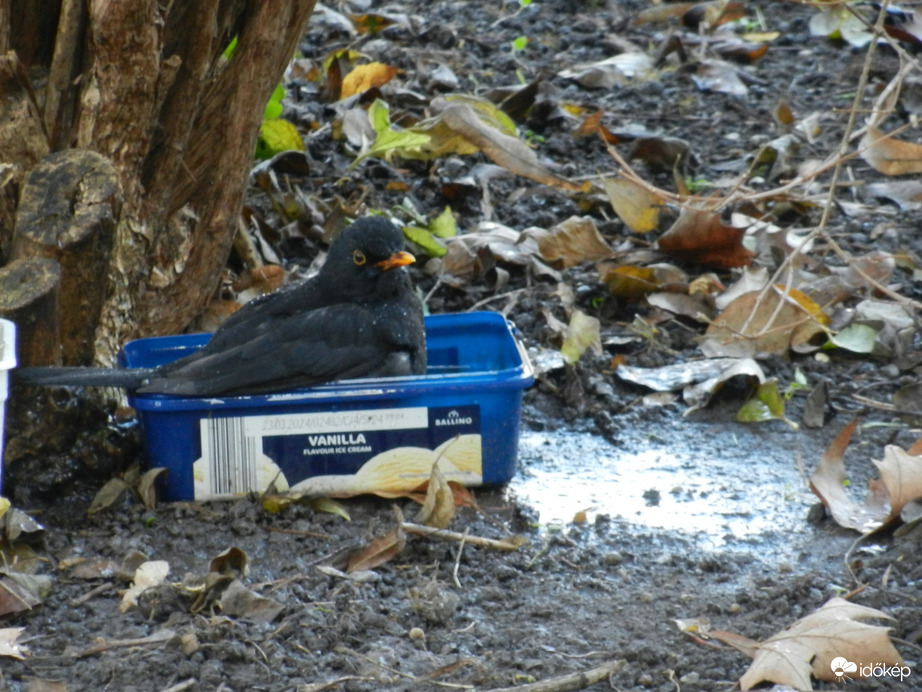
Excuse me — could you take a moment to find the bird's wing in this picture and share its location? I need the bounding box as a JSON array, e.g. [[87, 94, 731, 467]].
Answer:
[[201, 277, 328, 353], [142, 302, 415, 396]]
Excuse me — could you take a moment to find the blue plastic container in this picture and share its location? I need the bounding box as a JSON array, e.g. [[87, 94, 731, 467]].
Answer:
[[123, 312, 534, 501]]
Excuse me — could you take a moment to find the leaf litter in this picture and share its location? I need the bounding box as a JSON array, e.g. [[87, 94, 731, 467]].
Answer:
[[9, 0, 922, 689]]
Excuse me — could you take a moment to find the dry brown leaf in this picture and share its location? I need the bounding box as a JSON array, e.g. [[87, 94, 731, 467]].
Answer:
[[0, 627, 28, 660], [658, 207, 754, 269], [739, 598, 904, 690], [209, 546, 249, 578], [346, 523, 406, 573], [435, 100, 580, 190], [860, 126, 922, 176], [532, 216, 612, 267], [873, 446, 922, 521], [87, 478, 132, 516], [573, 110, 620, 143], [219, 579, 284, 623], [414, 464, 455, 529], [0, 577, 43, 617], [628, 136, 692, 173], [809, 420, 922, 533], [701, 285, 827, 358], [602, 177, 663, 233], [119, 560, 170, 612], [138, 467, 167, 510]]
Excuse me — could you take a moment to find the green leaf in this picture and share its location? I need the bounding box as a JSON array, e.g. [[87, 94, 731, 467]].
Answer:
[[512, 36, 529, 52], [429, 206, 457, 238], [403, 226, 447, 257], [223, 36, 238, 60], [828, 323, 878, 353], [263, 83, 285, 119], [737, 380, 798, 429], [354, 99, 432, 166], [256, 118, 303, 160]]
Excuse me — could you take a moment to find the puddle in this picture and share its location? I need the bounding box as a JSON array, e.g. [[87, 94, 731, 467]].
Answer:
[[509, 423, 819, 559]]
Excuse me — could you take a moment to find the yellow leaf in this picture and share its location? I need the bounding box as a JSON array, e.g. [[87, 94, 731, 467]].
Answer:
[[560, 309, 602, 365], [257, 119, 304, 159], [602, 177, 663, 233], [341, 61, 399, 99]]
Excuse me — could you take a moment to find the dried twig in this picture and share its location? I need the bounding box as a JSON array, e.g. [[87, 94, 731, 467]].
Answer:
[[484, 659, 626, 692], [401, 521, 527, 551]]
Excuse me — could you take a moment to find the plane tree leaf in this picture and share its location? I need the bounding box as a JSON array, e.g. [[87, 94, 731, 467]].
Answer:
[[738, 598, 904, 690]]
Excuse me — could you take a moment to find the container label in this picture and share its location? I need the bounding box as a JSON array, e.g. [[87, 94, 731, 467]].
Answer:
[[194, 405, 482, 500]]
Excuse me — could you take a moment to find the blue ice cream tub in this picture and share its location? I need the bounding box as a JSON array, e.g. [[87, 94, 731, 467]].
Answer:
[[123, 311, 534, 501]]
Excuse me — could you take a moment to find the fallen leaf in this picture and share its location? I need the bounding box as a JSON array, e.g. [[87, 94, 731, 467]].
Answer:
[[434, 99, 580, 190], [602, 265, 661, 300], [532, 216, 612, 267], [627, 136, 692, 173], [349, 13, 396, 35], [87, 478, 132, 516], [209, 547, 248, 578], [0, 627, 28, 659], [310, 497, 351, 521], [739, 598, 904, 690], [560, 309, 602, 365], [809, 420, 922, 533], [866, 180, 922, 210], [615, 357, 765, 411], [809, 5, 873, 47], [558, 53, 654, 88], [681, 59, 748, 97], [414, 465, 455, 529], [340, 61, 399, 99], [138, 467, 167, 510], [658, 207, 754, 269], [346, 524, 406, 573], [0, 576, 43, 617], [573, 110, 619, 143], [860, 126, 922, 176], [120, 560, 170, 612], [602, 177, 664, 233], [737, 379, 796, 428], [219, 579, 284, 623], [701, 285, 828, 358]]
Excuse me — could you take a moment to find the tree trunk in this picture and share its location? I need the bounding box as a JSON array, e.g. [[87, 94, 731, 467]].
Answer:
[[0, 0, 318, 366]]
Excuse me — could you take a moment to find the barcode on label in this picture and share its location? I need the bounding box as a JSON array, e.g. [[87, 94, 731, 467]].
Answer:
[[200, 417, 260, 495]]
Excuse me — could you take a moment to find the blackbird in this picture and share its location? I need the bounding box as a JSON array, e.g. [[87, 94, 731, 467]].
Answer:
[[17, 216, 427, 396]]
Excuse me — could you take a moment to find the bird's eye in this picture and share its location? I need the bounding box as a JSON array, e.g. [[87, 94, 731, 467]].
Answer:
[[353, 250, 366, 266]]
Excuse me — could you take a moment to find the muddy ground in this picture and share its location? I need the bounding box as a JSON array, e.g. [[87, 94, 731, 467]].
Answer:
[[3, 1, 922, 690]]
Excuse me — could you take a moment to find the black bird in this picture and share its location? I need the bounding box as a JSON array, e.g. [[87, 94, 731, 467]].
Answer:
[[17, 216, 427, 396]]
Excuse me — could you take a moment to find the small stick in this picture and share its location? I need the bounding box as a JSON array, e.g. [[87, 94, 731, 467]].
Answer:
[[484, 659, 626, 692], [452, 528, 469, 588], [401, 521, 527, 551], [69, 582, 115, 607]]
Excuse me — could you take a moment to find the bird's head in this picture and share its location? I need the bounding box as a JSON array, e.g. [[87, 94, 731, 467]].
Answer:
[[322, 217, 416, 298]]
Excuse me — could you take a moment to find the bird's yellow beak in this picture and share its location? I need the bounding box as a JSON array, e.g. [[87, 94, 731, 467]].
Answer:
[[376, 250, 416, 270]]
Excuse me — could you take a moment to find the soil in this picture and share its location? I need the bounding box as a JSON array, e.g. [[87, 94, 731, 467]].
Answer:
[[3, 1, 922, 691]]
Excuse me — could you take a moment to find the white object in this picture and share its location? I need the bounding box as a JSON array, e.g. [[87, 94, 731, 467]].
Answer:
[[0, 319, 16, 494]]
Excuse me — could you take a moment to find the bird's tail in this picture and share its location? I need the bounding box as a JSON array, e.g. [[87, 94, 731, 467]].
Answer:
[[15, 366, 158, 390]]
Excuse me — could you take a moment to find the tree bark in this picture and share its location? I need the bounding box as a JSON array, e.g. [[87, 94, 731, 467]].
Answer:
[[0, 0, 318, 366]]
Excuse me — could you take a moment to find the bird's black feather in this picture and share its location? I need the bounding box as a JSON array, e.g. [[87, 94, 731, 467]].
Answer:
[[16, 216, 427, 396]]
